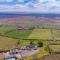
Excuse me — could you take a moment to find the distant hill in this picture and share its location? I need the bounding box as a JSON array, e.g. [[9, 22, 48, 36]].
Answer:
[[0, 13, 60, 18]]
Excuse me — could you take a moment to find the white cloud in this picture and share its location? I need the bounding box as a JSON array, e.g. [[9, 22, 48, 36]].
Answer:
[[0, 0, 60, 13], [0, 0, 6, 2], [6, 0, 14, 2], [0, 0, 14, 2]]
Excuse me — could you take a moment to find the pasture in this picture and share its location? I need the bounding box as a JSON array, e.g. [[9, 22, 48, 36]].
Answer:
[[52, 29, 60, 40], [0, 26, 16, 35], [5, 30, 32, 39], [0, 26, 31, 39], [28, 29, 52, 40], [0, 36, 31, 50], [0, 26, 60, 53], [0, 26, 60, 60], [49, 45, 60, 52], [28, 29, 60, 41], [0, 36, 16, 50]]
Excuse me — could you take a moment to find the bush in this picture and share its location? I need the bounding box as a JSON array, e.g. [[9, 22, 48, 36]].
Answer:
[[29, 27, 35, 30], [38, 41, 43, 47], [44, 46, 52, 54]]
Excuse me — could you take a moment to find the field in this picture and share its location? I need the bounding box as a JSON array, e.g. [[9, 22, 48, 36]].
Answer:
[[0, 26, 16, 35], [5, 30, 32, 39], [0, 26, 60, 60], [28, 29, 60, 41], [0, 36, 16, 50], [0, 26, 31, 39], [1, 26, 60, 49], [28, 29, 52, 40], [52, 29, 60, 40], [0, 36, 31, 50], [0, 26, 32, 49], [49, 45, 60, 52]]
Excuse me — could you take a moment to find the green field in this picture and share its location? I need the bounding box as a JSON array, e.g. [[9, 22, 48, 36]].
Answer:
[[0, 26, 60, 51], [0, 26, 31, 39], [0, 26, 16, 35], [5, 30, 32, 39], [28, 29, 52, 40], [28, 29, 60, 41], [52, 29, 60, 40], [0, 26, 60, 60], [49, 45, 60, 52], [0, 26, 32, 49]]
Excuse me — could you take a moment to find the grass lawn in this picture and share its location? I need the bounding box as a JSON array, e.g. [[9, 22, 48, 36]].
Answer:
[[28, 29, 52, 40]]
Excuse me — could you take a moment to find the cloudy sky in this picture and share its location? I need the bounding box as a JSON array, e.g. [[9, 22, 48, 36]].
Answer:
[[0, 0, 60, 13]]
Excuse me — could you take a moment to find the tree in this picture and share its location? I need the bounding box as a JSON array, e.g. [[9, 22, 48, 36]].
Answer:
[[29, 26, 35, 30], [16, 39, 20, 46], [30, 41, 34, 45], [44, 45, 52, 54], [38, 41, 43, 47]]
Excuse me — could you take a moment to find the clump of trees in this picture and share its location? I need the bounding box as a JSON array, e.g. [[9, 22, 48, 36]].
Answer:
[[29, 26, 35, 30], [44, 45, 52, 54], [30, 41, 34, 45], [16, 39, 20, 46], [37, 41, 43, 47]]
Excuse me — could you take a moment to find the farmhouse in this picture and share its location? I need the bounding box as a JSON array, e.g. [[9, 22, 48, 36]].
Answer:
[[21, 45, 37, 50], [16, 26, 29, 30]]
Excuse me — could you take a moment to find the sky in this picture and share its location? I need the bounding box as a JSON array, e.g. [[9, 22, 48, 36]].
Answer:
[[0, 0, 60, 13]]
